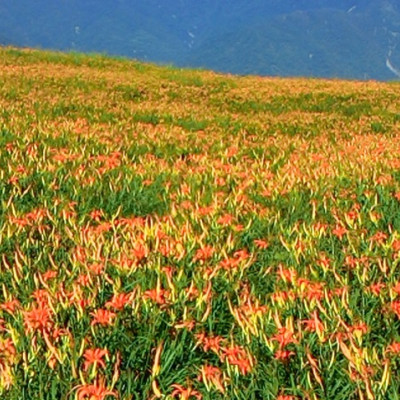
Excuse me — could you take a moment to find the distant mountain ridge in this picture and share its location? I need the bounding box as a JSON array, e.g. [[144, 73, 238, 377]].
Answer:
[[1, 0, 400, 80]]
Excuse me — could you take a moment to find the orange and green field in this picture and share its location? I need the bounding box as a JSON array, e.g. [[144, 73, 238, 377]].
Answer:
[[1, 47, 400, 399]]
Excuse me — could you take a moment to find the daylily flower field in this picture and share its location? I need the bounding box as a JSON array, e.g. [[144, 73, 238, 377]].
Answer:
[[2, 47, 400, 399]]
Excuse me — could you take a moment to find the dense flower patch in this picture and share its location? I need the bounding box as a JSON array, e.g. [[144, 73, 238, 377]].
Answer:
[[1, 47, 400, 399]]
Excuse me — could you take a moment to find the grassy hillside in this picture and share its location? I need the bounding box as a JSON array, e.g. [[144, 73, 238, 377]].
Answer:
[[1, 47, 400, 399]]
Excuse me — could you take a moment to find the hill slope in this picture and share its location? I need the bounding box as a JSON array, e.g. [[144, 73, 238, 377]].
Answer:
[[1, 47, 400, 399], [1, 0, 400, 79]]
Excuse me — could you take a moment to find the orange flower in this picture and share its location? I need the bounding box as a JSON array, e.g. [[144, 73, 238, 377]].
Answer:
[[42, 270, 58, 282], [8, 175, 19, 184], [271, 290, 297, 303], [301, 281, 324, 301], [366, 282, 385, 296], [75, 379, 117, 400], [217, 213, 233, 225], [174, 319, 195, 331], [221, 345, 253, 374], [254, 239, 269, 249], [0, 338, 16, 360], [105, 293, 131, 310], [229, 356, 252, 375], [197, 206, 214, 216], [0, 299, 20, 313], [72, 246, 87, 263], [93, 223, 112, 235], [181, 200, 192, 210], [9, 216, 30, 227], [195, 333, 224, 353], [274, 349, 295, 361], [386, 342, 400, 354], [344, 255, 358, 269], [131, 243, 148, 261], [83, 348, 109, 371], [171, 383, 202, 399], [89, 209, 104, 221], [234, 224, 244, 231], [277, 265, 297, 283], [301, 311, 324, 333], [271, 327, 297, 348], [369, 231, 388, 244], [391, 301, 400, 318], [233, 249, 249, 261], [199, 364, 225, 393], [332, 225, 347, 240], [219, 256, 241, 270], [143, 288, 169, 305], [90, 309, 116, 326], [317, 255, 331, 269], [32, 289, 51, 307], [77, 274, 91, 287], [222, 346, 247, 362], [346, 210, 359, 221], [226, 146, 238, 157], [193, 246, 214, 262], [89, 262, 105, 275], [348, 322, 368, 335], [262, 189, 272, 197], [392, 239, 400, 252], [393, 282, 400, 296], [24, 305, 52, 333]]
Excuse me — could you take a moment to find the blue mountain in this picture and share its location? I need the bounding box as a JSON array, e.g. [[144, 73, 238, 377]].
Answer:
[[1, 0, 400, 80]]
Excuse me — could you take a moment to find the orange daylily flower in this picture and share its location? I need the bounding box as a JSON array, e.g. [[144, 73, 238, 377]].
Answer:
[[366, 282, 386, 296], [332, 225, 347, 239], [193, 246, 214, 262], [105, 293, 131, 310], [369, 231, 388, 243], [75, 379, 117, 400], [143, 288, 169, 305], [254, 239, 269, 249], [171, 384, 202, 399], [24, 304, 52, 333], [195, 333, 224, 353], [0, 299, 20, 313], [83, 348, 109, 371], [274, 349, 295, 361], [301, 311, 324, 333], [90, 309, 116, 326], [217, 213, 233, 225], [271, 327, 297, 348], [229, 356, 252, 375], [392, 239, 400, 252], [90, 209, 104, 221], [386, 342, 400, 354], [131, 243, 148, 261], [199, 364, 225, 393]]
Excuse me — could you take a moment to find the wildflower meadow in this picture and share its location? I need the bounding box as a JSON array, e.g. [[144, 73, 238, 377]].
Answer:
[[1, 47, 400, 399]]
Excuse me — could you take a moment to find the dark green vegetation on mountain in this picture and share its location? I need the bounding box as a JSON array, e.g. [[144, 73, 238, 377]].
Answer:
[[1, 0, 400, 80]]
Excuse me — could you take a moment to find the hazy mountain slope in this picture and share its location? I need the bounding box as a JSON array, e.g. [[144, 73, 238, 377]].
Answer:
[[1, 0, 400, 79], [186, 8, 393, 80]]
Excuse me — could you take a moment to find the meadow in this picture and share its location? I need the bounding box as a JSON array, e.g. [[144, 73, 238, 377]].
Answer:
[[1, 47, 400, 399]]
